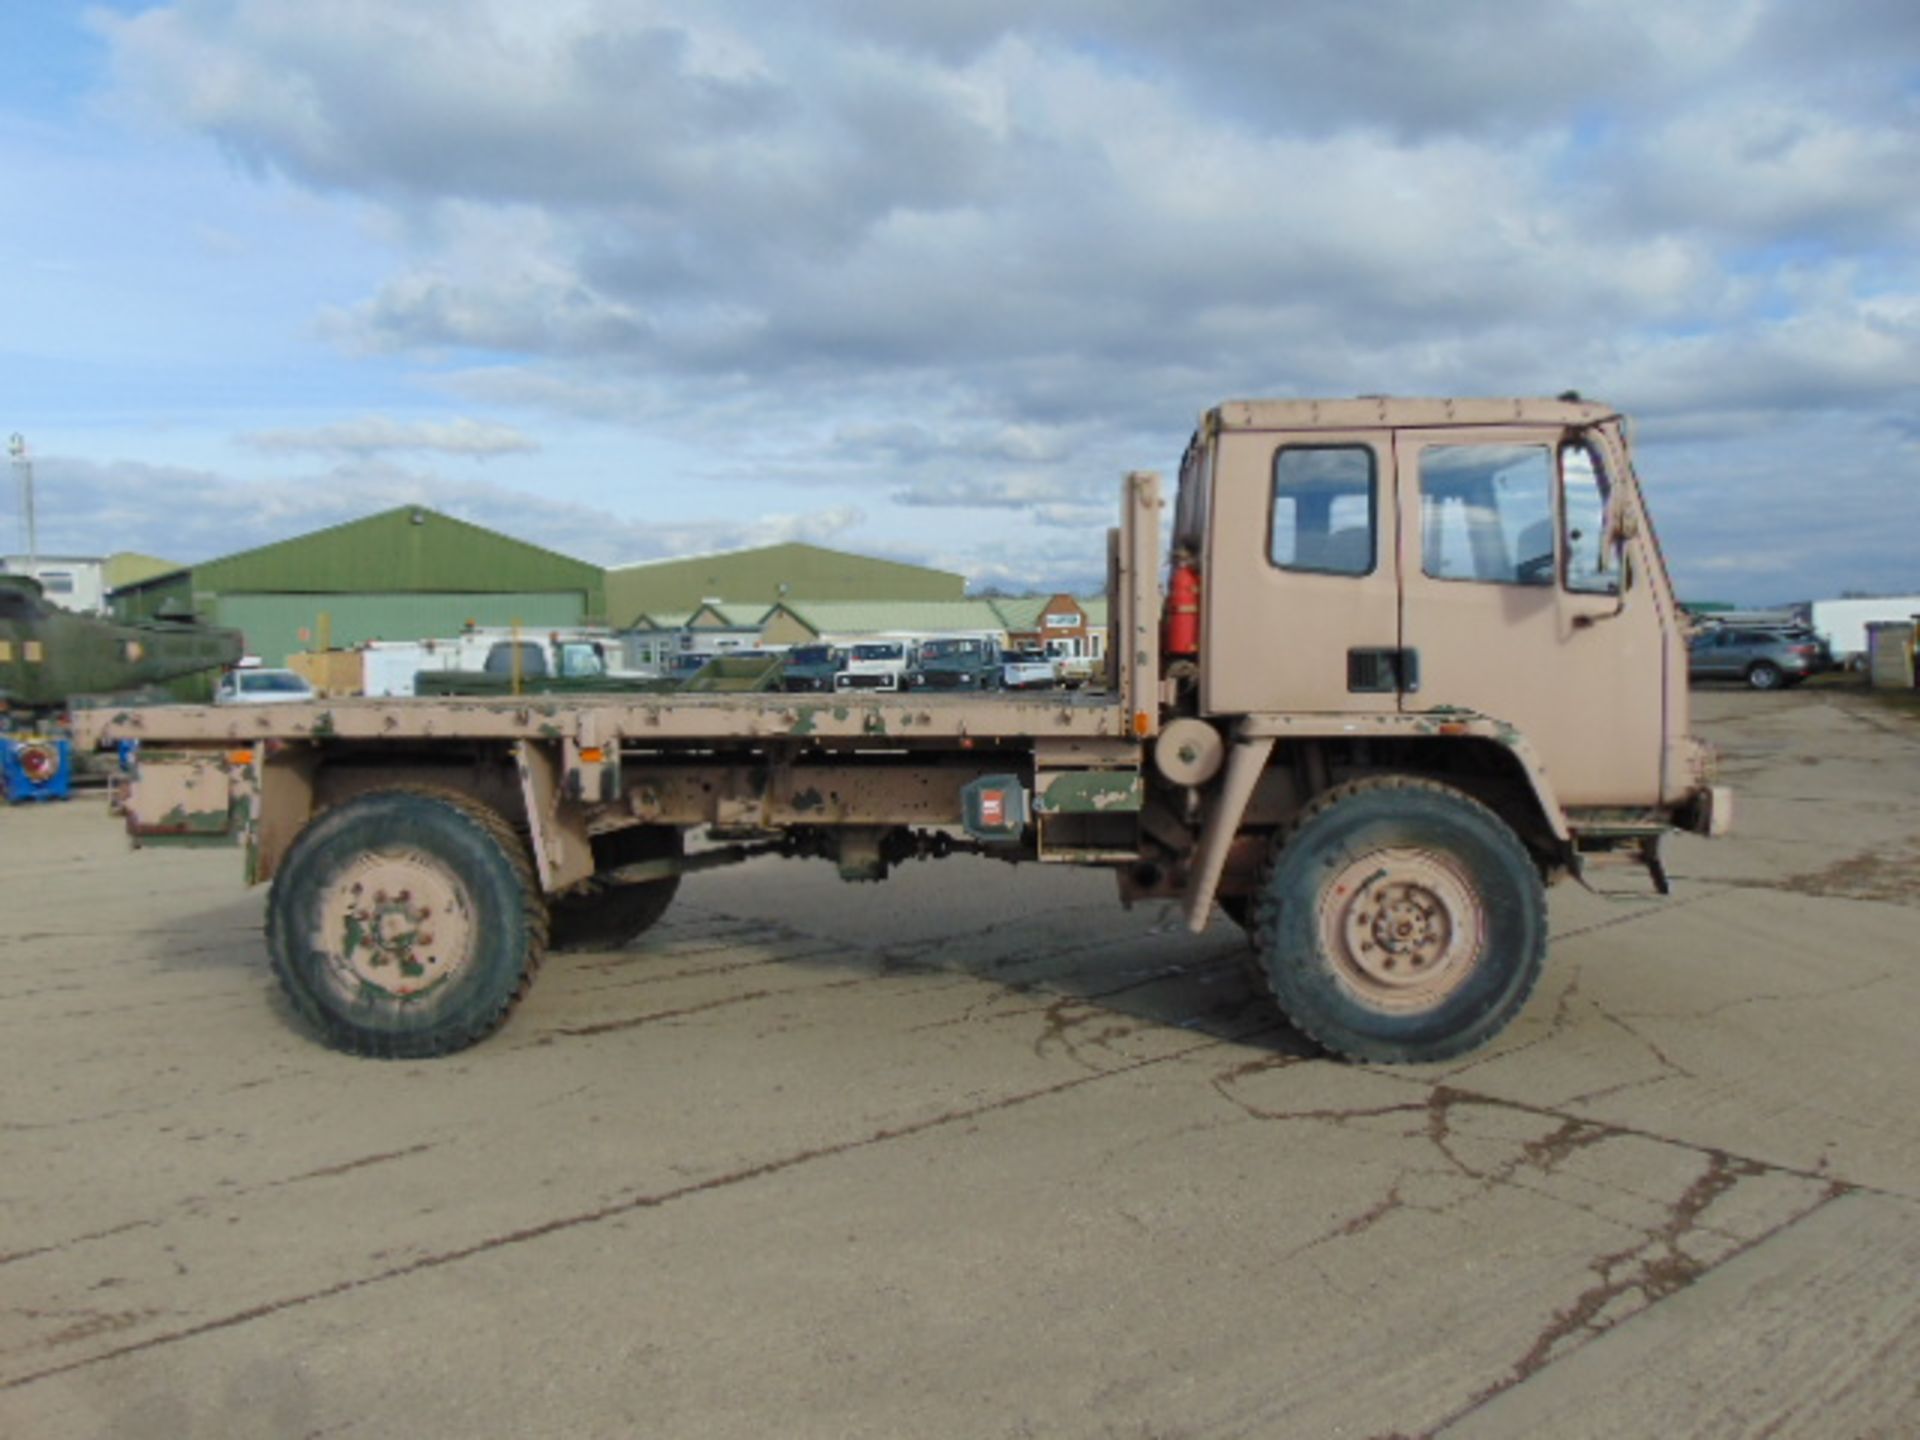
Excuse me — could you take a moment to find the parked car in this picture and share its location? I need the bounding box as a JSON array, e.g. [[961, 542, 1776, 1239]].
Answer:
[[1001, 651, 1056, 690], [780, 644, 844, 693], [908, 637, 1002, 691], [1687, 627, 1822, 690], [214, 667, 316, 705]]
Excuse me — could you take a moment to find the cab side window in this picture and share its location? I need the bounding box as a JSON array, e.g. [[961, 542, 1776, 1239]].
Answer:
[[1419, 444, 1555, 586], [1270, 446, 1375, 576], [1561, 442, 1619, 595]]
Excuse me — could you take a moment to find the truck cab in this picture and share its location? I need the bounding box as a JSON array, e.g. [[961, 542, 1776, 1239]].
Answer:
[[835, 640, 913, 692], [1128, 398, 1726, 1061], [1172, 397, 1711, 826]]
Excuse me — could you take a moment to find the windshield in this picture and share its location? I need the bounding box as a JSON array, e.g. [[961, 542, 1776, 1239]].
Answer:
[[789, 645, 835, 665], [558, 642, 606, 678], [852, 643, 902, 661], [244, 671, 309, 693], [922, 639, 985, 660]]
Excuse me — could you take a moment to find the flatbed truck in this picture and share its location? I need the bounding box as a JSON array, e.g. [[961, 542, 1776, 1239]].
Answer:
[[81, 397, 1728, 1064]]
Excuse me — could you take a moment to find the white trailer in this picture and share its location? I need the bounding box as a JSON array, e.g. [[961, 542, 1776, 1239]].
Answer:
[[1809, 597, 1920, 667]]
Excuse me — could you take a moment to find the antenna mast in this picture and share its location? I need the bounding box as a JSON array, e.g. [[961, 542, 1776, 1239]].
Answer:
[[8, 433, 34, 573]]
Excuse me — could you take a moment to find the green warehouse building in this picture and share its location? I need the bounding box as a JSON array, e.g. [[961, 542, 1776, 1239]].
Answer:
[[112, 507, 607, 667], [605, 542, 963, 628]]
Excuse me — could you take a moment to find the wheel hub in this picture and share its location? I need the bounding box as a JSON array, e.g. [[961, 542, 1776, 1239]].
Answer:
[[317, 850, 473, 999], [1317, 847, 1486, 1012]]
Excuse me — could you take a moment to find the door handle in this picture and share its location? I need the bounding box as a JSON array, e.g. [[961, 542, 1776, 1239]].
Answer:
[[1348, 648, 1420, 695]]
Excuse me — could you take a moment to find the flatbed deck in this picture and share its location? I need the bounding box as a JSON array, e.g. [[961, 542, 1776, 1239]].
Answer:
[[77, 688, 1138, 748]]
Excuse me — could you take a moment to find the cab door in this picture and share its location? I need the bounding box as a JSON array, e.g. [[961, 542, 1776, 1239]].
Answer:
[[1201, 429, 1402, 717], [1393, 427, 1665, 806]]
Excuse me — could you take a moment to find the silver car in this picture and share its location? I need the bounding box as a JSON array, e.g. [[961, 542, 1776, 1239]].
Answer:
[[1687, 627, 1821, 690]]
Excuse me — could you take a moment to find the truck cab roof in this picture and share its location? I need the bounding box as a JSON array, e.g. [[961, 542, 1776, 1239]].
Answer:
[[1209, 396, 1618, 432]]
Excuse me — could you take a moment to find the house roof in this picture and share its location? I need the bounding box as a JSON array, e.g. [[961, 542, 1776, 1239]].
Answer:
[[986, 596, 1049, 630], [768, 599, 1014, 638], [984, 595, 1109, 630]]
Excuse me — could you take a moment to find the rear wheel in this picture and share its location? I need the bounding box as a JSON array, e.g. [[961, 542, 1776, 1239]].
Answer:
[[1747, 661, 1783, 691], [1251, 777, 1545, 1063], [549, 826, 684, 952], [266, 787, 547, 1058]]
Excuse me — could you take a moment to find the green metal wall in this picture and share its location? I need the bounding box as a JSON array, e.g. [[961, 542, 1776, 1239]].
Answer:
[[215, 592, 589, 667]]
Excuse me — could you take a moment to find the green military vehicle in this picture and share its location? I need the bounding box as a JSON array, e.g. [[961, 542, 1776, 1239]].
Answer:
[[0, 574, 241, 731]]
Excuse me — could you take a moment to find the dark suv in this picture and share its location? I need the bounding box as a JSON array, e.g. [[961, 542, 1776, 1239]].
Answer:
[[1687, 626, 1824, 690], [780, 644, 844, 693]]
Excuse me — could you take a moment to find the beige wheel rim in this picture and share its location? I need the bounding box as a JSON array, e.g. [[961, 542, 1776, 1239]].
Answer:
[[1315, 847, 1486, 1012], [313, 848, 476, 1002]]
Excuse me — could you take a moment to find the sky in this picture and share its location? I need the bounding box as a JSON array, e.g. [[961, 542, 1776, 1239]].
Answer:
[[1, 1, 1917, 603]]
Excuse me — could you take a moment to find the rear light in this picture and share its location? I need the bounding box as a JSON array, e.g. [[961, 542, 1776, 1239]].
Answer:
[[1793, 645, 1817, 657]]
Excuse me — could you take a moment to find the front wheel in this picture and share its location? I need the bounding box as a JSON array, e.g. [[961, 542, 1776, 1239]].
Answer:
[[1251, 777, 1546, 1063], [266, 787, 548, 1058]]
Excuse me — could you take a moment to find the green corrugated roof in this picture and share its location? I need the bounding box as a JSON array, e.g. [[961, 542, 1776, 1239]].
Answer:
[[606, 541, 964, 625], [195, 507, 604, 609], [689, 601, 773, 628], [103, 551, 184, 589], [769, 599, 1012, 638]]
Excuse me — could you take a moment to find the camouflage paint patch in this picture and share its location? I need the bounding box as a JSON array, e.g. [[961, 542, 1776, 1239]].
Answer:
[[1035, 772, 1144, 814]]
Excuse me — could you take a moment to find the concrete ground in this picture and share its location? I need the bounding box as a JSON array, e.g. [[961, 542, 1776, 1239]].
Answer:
[[2, 688, 1917, 1439]]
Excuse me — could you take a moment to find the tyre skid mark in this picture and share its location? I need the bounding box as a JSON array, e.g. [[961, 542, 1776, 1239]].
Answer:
[[539, 971, 898, 1040], [0, 1027, 1266, 1393], [905, 950, 1246, 1039], [0, 1219, 162, 1270], [0, 1147, 437, 1274], [558, 944, 857, 997]]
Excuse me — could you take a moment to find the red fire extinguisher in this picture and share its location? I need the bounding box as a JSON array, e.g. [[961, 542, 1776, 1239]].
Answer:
[[1163, 550, 1201, 657]]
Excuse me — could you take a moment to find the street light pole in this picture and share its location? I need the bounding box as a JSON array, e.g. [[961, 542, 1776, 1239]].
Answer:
[[8, 433, 34, 574]]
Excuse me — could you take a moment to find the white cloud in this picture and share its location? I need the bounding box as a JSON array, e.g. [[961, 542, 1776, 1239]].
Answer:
[[39, 0, 1920, 604], [26, 454, 866, 570], [241, 415, 538, 457]]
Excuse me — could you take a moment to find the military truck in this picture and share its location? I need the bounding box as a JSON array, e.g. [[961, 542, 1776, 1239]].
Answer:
[[81, 397, 1728, 1065], [0, 574, 242, 730]]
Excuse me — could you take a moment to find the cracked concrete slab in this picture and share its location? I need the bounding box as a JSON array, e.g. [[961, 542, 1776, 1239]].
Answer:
[[1438, 1190, 1920, 1438], [2, 684, 1917, 1437]]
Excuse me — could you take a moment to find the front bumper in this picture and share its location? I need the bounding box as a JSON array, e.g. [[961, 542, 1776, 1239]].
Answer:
[[1675, 785, 1735, 837]]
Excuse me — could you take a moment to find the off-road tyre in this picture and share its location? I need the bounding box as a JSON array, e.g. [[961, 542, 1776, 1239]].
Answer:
[[1218, 891, 1277, 995], [1250, 776, 1545, 1064], [1746, 661, 1783, 691], [266, 786, 548, 1058], [548, 825, 684, 953]]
